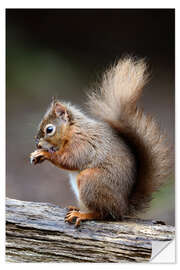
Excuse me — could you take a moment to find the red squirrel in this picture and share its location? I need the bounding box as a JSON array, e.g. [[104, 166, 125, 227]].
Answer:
[[30, 57, 173, 227]]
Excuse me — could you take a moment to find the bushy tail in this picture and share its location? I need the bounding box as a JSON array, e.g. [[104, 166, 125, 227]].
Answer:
[[87, 57, 173, 215]]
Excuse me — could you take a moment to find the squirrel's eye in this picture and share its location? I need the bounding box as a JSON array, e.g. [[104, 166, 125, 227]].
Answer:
[[45, 124, 56, 136]]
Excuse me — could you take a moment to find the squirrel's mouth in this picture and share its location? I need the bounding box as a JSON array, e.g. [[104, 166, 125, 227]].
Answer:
[[36, 140, 58, 152], [49, 146, 58, 153]]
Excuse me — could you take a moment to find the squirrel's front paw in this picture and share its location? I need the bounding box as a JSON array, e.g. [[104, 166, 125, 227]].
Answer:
[[30, 149, 49, 165]]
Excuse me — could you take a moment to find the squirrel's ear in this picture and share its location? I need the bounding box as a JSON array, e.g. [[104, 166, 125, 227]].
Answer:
[[51, 96, 58, 104], [53, 102, 68, 121]]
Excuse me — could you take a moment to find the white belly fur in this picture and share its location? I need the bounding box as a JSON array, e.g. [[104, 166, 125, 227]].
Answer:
[[69, 172, 80, 200]]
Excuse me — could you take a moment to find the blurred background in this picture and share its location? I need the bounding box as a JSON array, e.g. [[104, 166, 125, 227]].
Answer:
[[6, 9, 175, 225]]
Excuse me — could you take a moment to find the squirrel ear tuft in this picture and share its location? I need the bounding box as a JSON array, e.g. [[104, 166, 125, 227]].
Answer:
[[51, 96, 58, 103], [53, 102, 68, 120]]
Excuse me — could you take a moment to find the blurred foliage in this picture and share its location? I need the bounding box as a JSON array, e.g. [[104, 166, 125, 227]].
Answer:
[[152, 177, 175, 209], [139, 176, 175, 224]]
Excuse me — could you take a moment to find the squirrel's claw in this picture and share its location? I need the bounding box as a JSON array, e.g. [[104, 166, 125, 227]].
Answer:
[[65, 210, 101, 228], [65, 210, 82, 227]]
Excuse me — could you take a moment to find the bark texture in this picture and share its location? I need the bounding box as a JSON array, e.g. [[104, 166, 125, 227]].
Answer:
[[6, 198, 175, 263]]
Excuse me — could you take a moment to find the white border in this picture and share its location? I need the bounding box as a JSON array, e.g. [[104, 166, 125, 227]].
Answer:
[[0, 7, 5, 265], [1, 1, 178, 268], [0, 0, 177, 9]]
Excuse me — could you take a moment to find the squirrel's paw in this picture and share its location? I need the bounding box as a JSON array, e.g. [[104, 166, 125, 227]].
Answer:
[[65, 210, 101, 227], [65, 210, 86, 227], [30, 149, 49, 165]]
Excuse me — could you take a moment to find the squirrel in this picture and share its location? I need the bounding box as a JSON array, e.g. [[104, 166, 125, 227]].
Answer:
[[30, 57, 173, 227]]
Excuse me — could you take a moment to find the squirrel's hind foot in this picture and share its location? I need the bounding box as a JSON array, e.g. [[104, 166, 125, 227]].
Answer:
[[65, 210, 101, 227]]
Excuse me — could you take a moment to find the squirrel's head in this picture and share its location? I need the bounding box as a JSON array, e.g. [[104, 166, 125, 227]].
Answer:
[[35, 99, 72, 152]]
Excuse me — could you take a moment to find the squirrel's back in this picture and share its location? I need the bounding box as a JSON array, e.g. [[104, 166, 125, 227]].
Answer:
[[87, 57, 173, 215]]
